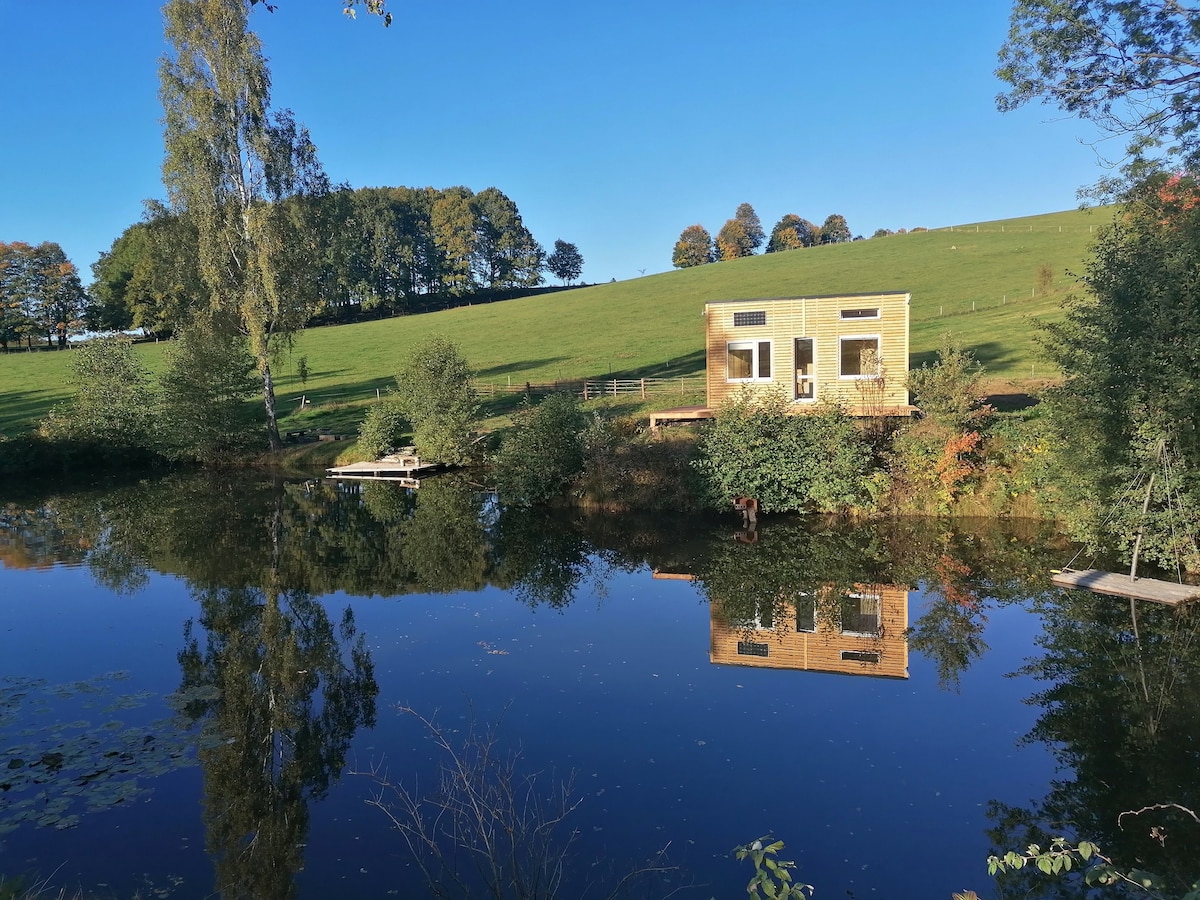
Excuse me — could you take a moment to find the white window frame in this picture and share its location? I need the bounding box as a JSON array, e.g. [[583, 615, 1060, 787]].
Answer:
[[726, 340, 773, 383], [838, 334, 882, 380]]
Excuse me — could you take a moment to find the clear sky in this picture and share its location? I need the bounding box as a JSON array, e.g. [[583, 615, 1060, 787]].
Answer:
[[0, 1, 1112, 285]]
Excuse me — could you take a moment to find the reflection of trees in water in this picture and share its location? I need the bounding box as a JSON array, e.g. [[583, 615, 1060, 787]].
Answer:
[[986, 595, 1200, 898], [176, 584, 377, 900], [175, 491, 378, 899]]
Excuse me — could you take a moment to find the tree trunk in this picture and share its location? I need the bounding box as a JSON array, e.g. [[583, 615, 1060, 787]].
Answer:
[[261, 359, 282, 452]]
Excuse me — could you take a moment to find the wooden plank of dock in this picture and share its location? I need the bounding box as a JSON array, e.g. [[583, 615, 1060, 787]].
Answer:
[[1051, 569, 1200, 606]]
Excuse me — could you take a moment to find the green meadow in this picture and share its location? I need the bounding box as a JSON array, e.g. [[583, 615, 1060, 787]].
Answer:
[[0, 207, 1112, 437]]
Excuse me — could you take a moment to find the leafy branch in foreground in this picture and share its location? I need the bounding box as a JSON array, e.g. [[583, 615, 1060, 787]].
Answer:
[[988, 831, 1200, 899], [733, 836, 813, 899]]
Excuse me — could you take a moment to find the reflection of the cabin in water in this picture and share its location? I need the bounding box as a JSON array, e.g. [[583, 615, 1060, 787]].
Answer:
[[710, 584, 909, 679]]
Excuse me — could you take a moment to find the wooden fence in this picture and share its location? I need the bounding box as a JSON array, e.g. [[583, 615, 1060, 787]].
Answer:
[[475, 376, 705, 400]]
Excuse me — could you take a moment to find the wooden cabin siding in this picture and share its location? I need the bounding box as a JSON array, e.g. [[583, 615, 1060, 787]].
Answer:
[[709, 584, 909, 679], [705, 292, 910, 414]]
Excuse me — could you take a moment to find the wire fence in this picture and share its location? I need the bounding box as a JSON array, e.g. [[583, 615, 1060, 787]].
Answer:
[[933, 223, 1103, 234], [287, 375, 707, 410]]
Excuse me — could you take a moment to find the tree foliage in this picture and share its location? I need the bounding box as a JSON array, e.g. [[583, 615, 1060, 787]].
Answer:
[[997, 0, 1200, 170], [39, 337, 158, 455], [157, 318, 263, 462], [716, 218, 752, 261], [160, 0, 331, 451], [820, 213, 851, 243], [694, 390, 877, 514], [672, 224, 714, 268], [1039, 174, 1200, 567], [0, 241, 87, 350], [734, 202, 765, 252], [765, 214, 817, 252], [391, 335, 480, 465], [545, 239, 584, 285], [493, 393, 588, 507]]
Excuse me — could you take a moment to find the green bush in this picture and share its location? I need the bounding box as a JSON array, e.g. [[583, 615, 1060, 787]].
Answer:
[[38, 336, 162, 465], [493, 393, 588, 507], [693, 389, 876, 514], [392, 335, 480, 465], [357, 401, 409, 460], [157, 323, 262, 462], [907, 336, 993, 432]]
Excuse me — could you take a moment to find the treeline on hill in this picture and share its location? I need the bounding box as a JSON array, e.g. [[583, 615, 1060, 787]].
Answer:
[[75, 185, 578, 340], [671, 204, 932, 269], [671, 203, 858, 268]]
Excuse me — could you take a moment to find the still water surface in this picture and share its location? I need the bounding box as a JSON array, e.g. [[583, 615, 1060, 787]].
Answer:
[[1, 472, 1196, 898]]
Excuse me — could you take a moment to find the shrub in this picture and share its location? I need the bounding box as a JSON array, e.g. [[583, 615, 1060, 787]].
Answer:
[[157, 323, 262, 462], [493, 393, 587, 507], [907, 336, 993, 432], [38, 336, 160, 463], [392, 335, 480, 465], [357, 401, 409, 460], [693, 389, 876, 514], [574, 418, 704, 511]]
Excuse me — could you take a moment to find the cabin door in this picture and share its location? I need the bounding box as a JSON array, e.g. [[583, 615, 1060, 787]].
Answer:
[[794, 338, 815, 401]]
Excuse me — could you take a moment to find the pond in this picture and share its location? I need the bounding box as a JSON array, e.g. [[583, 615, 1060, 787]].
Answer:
[[1, 472, 1197, 899]]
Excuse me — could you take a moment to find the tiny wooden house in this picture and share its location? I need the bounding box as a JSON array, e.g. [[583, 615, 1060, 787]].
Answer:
[[709, 583, 910, 679], [705, 292, 913, 415]]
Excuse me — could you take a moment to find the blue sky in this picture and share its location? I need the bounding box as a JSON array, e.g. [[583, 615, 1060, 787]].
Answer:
[[0, 1, 1110, 284]]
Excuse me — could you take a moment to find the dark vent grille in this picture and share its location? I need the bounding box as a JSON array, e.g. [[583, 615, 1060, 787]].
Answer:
[[733, 311, 767, 327], [737, 641, 770, 657]]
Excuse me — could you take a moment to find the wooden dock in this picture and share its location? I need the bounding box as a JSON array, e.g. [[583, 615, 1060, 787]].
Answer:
[[1051, 569, 1200, 606], [326, 449, 446, 485]]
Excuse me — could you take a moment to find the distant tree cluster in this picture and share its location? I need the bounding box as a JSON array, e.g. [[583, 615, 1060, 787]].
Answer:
[[871, 227, 929, 238], [672, 204, 854, 268], [91, 184, 574, 338], [0, 241, 88, 351]]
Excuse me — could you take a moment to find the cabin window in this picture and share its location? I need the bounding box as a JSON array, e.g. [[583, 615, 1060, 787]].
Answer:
[[727, 340, 772, 381], [794, 337, 815, 401], [840, 307, 880, 320], [795, 594, 816, 633], [839, 336, 880, 378], [733, 310, 767, 327], [737, 641, 770, 658], [841, 650, 881, 663], [840, 591, 881, 636]]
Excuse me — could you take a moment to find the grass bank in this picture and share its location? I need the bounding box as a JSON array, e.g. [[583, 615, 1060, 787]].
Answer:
[[0, 207, 1110, 439]]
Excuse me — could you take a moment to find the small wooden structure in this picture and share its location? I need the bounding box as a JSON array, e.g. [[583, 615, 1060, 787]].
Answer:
[[326, 448, 446, 485], [1051, 569, 1200, 606], [652, 291, 918, 427]]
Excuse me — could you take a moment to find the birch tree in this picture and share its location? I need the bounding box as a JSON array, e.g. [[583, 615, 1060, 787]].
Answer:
[[160, 0, 329, 450]]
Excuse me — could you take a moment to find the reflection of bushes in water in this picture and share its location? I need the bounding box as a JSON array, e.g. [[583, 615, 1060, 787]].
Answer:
[[695, 518, 893, 632], [396, 476, 490, 593], [986, 598, 1200, 897], [490, 506, 599, 609]]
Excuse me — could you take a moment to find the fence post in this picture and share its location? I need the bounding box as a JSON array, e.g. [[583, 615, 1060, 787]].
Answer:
[[641, 378, 646, 399], [611, 379, 617, 397], [584, 382, 589, 401]]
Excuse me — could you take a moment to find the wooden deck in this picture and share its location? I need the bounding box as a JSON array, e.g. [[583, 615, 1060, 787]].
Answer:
[[326, 448, 446, 484], [1051, 569, 1200, 606], [649, 406, 715, 428], [648, 403, 920, 429]]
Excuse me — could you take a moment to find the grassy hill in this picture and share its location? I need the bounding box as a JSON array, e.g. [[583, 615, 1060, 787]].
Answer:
[[0, 207, 1112, 437]]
